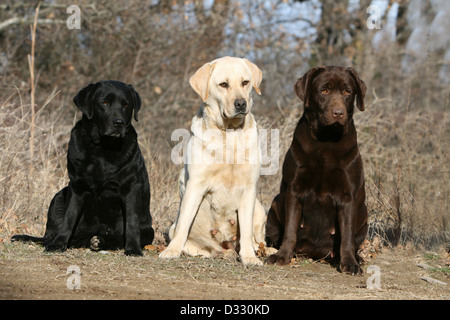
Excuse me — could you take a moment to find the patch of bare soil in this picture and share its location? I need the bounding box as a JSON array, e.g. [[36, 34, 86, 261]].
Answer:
[[0, 241, 448, 302]]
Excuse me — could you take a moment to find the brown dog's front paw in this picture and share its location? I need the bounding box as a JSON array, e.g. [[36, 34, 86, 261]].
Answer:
[[266, 252, 291, 265], [339, 258, 363, 275]]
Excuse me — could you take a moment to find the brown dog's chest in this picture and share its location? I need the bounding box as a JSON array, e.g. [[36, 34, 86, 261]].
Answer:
[[296, 164, 353, 201], [296, 185, 338, 259]]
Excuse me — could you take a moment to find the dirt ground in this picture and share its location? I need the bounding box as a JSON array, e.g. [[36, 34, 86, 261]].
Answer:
[[0, 241, 448, 301]]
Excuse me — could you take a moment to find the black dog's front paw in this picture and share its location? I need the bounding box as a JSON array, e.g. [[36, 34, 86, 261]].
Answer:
[[124, 247, 143, 256], [45, 240, 67, 253], [125, 237, 143, 256]]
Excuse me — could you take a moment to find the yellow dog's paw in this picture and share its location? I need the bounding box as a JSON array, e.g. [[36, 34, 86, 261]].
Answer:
[[159, 247, 181, 259], [241, 255, 263, 266]]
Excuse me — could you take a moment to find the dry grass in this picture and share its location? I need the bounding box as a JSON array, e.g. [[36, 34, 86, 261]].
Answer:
[[357, 98, 449, 248], [1, 82, 448, 250]]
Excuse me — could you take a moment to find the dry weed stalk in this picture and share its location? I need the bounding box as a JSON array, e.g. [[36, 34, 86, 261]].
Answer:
[[27, 2, 40, 174]]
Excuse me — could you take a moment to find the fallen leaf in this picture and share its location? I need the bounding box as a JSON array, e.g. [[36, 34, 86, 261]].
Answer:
[[156, 244, 166, 252], [144, 244, 157, 251], [154, 86, 162, 94], [256, 242, 266, 257]]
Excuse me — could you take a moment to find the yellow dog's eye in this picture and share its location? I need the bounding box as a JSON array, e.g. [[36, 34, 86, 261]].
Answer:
[[219, 82, 229, 88], [242, 80, 249, 86]]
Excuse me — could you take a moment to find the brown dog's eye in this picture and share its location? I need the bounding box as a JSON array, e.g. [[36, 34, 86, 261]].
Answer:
[[321, 88, 329, 94], [219, 82, 229, 88], [242, 80, 249, 86], [344, 89, 351, 95]]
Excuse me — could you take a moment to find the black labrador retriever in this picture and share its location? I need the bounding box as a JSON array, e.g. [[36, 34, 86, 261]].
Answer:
[[265, 66, 368, 274], [12, 80, 154, 256]]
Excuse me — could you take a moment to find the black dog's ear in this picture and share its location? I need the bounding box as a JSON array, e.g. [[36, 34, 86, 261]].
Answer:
[[73, 83, 98, 119], [346, 68, 367, 111], [128, 84, 141, 121], [294, 67, 325, 107]]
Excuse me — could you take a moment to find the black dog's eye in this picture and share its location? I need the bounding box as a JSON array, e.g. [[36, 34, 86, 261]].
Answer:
[[102, 101, 108, 106], [124, 104, 129, 108], [242, 80, 249, 86], [219, 82, 229, 88]]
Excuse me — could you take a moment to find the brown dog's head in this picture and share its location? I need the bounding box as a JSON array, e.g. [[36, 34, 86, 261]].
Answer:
[[294, 66, 366, 139]]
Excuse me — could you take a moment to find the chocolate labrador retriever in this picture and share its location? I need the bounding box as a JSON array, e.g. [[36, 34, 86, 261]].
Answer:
[[12, 81, 154, 256], [265, 66, 368, 275]]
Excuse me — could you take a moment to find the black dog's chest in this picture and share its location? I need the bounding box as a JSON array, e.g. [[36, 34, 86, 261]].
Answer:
[[68, 121, 137, 192], [69, 146, 131, 197], [85, 156, 119, 179], [84, 157, 124, 193]]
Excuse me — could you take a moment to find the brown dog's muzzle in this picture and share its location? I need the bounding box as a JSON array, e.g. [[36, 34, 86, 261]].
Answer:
[[332, 107, 345, 120], [324, 97, 347, 126]]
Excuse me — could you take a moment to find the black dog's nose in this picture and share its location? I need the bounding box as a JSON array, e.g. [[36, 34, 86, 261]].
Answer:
[[234, 99, 247, 112], [113, 119, 125, 127]]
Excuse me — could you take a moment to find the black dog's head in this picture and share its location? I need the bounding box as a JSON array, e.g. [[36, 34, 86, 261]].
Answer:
[[73, 80, 141, 138], [294, 66, 366, 139]]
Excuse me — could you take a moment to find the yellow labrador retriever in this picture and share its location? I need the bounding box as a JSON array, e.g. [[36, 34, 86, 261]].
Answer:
[[159, 56, 265, 265]]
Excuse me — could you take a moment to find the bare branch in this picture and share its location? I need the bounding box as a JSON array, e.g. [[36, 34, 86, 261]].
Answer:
[[0, 17, 65, 31]]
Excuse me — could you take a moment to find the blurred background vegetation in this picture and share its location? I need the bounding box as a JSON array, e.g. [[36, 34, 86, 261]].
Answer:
[[0, 0, 448, 249]]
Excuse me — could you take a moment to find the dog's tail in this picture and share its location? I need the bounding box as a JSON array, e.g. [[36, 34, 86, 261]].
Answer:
[[11, 234, 46, 245]]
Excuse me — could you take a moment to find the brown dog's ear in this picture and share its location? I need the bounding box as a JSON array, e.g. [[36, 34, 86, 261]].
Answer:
[[128, 84, 141, 121], [73, 82, 99, 119], [294, 67, 325, 107], [189, 62, 215, 102], [346, 68, 367, 111], [243, 58, 262, 95]]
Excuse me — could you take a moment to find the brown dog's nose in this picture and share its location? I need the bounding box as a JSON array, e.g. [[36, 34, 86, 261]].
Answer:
[[234, 99, 247, 112], [332, 108, 344, 119]]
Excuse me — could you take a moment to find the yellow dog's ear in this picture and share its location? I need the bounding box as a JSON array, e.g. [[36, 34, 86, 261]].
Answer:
[[243, 58, 262, 95], [189, 62, 215, 102]]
